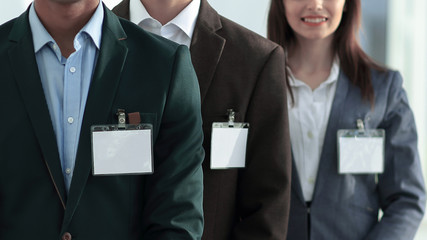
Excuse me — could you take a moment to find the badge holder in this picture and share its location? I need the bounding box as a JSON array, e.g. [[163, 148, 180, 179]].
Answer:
[[210, 109, 250, 169], [91, 109, 154, 175], [337, 119, 385, 175]]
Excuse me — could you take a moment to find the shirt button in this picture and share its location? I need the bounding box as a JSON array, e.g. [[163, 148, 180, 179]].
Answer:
[[308, 177, 315, 184], [68, 117, 74, 124], [65, 168, 72, 175], [70, 67, 76, 73], [307, 130, 314, 139]]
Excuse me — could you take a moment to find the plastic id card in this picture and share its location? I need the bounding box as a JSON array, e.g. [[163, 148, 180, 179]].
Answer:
[[91, 124, 153, 175], [337, 129, 385, 174], [210, 122, 249, 169]]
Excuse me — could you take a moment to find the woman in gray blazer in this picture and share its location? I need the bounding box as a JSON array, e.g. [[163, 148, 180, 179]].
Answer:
[[268, 0, 426, 239]]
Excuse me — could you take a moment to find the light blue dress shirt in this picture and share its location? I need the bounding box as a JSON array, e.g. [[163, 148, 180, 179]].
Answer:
[[29, 2, 104, 193]]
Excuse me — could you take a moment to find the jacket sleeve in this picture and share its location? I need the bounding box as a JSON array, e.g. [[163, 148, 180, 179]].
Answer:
[[365, 71, 426, 240], [232, 46, 292, 240], [141, 45, 205, 240]]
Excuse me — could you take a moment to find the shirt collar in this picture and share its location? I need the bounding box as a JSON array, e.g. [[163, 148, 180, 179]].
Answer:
[[288, 57, 340, 88], [29, 3, 54, 53], [81, 1, 104, 50], [29, 1, 104, 53], [130, 0, 200, 39]]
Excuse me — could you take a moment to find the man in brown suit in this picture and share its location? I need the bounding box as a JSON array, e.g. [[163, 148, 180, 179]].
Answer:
[[113, 0, 291, 239]]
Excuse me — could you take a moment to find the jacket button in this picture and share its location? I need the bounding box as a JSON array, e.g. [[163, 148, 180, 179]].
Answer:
[[62, 232, 72, 240]]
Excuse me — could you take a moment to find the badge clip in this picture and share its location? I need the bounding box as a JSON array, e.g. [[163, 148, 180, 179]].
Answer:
[[227, 109, 235, 127], [117, 109, 126, 129], [357, 119, 365, 131]]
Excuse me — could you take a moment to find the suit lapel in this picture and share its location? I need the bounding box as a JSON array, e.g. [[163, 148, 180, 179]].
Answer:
[[190, 0, 225, 104], [312, 71, 350, 201], [113, 0, 225, 104], [62, 6, 129, 226], [111, 0, 130, 20], [8, 11, 67, 208]]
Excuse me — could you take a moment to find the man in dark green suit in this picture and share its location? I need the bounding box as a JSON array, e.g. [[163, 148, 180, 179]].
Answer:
[[0, 0, 204, 239]]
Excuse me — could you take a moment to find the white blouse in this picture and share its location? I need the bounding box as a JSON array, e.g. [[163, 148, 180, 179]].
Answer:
[[288, 59, 340, 201]]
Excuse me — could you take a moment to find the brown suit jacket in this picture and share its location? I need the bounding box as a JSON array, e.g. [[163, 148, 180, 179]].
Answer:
[[113, 1, 291, 239]]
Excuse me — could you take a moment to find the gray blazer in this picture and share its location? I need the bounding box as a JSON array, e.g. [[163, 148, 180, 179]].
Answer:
[[287, 69, 426, 240]]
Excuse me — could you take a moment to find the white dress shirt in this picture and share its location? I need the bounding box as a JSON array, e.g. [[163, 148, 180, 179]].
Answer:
[[288, 59, 340, 202], [129, 0, 200, 47]]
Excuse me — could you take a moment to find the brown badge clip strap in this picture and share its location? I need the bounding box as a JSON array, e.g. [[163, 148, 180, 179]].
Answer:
[[128, 112, 141, 125]]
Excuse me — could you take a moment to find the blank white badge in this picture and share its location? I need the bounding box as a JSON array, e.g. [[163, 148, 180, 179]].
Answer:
[[338, 136, 384, 174], [92, 129, 153, 175], [211, 128, 248, 169]]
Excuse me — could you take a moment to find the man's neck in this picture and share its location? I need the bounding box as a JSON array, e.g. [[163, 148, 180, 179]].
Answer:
[[34, 0, 100, 58], [140, 0, 192, 25]]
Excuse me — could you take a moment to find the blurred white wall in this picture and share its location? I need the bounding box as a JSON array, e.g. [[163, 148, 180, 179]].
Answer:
[[207, 0, 269, 37], [0, 0, 32, 24]]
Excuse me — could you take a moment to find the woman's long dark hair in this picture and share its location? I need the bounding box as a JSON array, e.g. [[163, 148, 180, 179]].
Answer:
[[268, 0, 385, 104]]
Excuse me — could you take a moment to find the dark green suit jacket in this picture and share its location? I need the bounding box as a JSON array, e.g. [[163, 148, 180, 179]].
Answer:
[[0, 4, 204, 240]]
